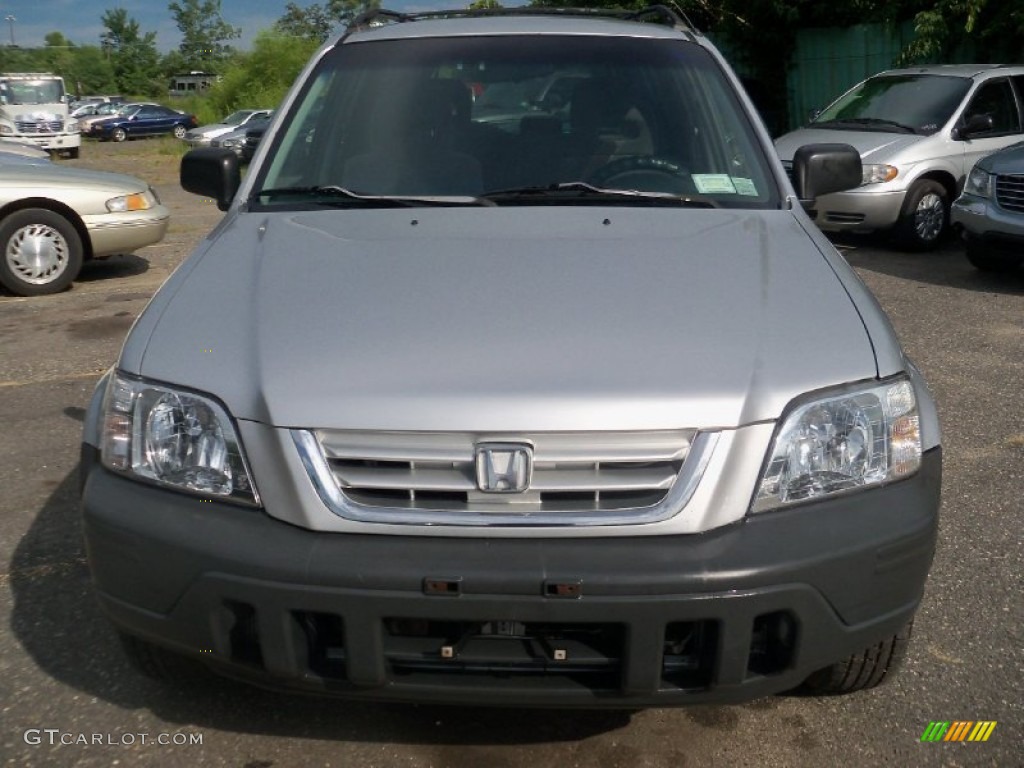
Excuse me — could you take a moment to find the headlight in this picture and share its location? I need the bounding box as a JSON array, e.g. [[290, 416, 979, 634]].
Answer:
[[0, 125, 11, 135], [964, 165, 993, 199], [106, 191, 154, 212], [752, 377, 921, 512], [101, 374, 259, 505], [220, 137, 239, 148], [862, 164, 898, 184], [66, 120, 80, 133]]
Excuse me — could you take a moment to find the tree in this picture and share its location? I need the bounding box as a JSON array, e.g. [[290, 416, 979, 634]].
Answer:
[[168, 0, 240, 72], [204, 30, 319, 114], [273, 0, 380, 43], [901, 0, 1024, 63], [100, 8, 162, 96]]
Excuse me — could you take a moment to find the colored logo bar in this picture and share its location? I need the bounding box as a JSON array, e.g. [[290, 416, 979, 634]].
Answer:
[[921, 721, 997, 742]]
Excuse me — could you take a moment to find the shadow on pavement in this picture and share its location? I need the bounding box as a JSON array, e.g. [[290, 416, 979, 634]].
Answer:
[[77, 253, 150, 284], [830, 233, 1024, 296], [10, 468, 639, 745]]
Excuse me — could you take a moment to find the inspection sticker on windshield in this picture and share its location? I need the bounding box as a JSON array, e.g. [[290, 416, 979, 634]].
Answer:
[[731, 177, 758, 196], [692, 174, 736, 194]]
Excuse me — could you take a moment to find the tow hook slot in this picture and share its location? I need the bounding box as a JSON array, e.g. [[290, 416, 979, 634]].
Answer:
[[423, 577, 462, 596], [544, 580, 582, 598]]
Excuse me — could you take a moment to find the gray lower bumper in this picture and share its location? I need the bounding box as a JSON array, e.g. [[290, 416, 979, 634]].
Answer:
[[80, 447, 941, 707]]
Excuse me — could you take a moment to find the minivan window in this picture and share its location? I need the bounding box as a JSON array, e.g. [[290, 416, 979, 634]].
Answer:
[[812, 74, 971, 135], [256, 35, 778, 208], [962, 79, 1022, 136]]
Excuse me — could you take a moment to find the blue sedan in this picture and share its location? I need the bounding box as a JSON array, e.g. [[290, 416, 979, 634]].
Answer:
[[90, 104, 198, 143]]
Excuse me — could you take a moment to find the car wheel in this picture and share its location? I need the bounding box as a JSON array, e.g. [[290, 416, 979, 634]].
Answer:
[[895, 180, 949, 251], [0, 208, 84, 296], [111, 127, 127, 143], [118, 632, 208, 682], [966, 241, 1024, 273], [798, 621, 913, 695], [173, 124, 188, 139]]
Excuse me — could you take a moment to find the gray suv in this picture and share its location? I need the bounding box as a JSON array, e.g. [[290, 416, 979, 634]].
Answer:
[[81, 8, 942, 708], [776, 64, 1024, 249]]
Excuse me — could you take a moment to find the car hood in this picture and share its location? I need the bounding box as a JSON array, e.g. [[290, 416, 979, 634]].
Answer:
[[979, 140, 1024, 173], [775, 127, 924, 163], [0, 162, 146, 192], [192, 123, 233, 136], [130, 208, 879, 432]]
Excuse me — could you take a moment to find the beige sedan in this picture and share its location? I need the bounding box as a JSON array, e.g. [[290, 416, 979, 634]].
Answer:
[[0, 159, 170, 296]]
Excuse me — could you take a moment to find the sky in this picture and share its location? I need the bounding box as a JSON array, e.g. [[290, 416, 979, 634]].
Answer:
[[0, 0, 448, 53]]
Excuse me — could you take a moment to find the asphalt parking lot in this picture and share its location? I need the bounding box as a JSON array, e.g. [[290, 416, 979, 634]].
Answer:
[[1, 141, 1021, 767]]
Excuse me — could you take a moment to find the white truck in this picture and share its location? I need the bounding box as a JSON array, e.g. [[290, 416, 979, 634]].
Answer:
[[0, 72, 80, 158]]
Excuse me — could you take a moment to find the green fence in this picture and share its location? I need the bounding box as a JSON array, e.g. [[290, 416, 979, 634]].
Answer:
[[717, 20, 991, 136], [785, 22, 919, 131]]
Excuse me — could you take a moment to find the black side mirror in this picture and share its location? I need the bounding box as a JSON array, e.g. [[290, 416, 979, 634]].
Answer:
[[791, 143, 862, 207], [181, 147, 240, 212], [955, 113, 994, 140]]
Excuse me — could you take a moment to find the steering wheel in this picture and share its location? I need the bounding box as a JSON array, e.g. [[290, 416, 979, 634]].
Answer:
[[588, 155, 691, 193]]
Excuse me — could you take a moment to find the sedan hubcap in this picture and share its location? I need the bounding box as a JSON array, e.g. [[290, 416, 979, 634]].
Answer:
[[6, 224, 69, 285], [914, 192, 945, 242]]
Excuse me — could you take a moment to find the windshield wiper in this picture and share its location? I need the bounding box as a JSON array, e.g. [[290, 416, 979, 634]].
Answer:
[[252, 185, 494, 207], [481, 182, 719, 207], [813, 117, 918, 135]]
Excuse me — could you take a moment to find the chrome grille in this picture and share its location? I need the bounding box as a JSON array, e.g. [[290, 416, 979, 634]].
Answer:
[[996, 174, 1024, 213], [15, 119, 61, 133], [294, 428, 714, 526]]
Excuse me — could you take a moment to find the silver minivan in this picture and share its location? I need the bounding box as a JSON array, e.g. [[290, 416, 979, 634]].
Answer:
[[81, 8, 942, 708], [776, 64, 1024, 249]]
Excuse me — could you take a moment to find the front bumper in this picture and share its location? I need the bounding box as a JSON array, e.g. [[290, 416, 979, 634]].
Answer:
[[81, 447, 941, 707], [951, 194, 1024, 252], [808, 188, 907, 232], [83, 206, 171, 258]]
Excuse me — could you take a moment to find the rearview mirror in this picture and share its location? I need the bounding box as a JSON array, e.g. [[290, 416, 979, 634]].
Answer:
[[956, 113, 994, 140], [791, 143, 862, 207], [181, 147, 240, 212]]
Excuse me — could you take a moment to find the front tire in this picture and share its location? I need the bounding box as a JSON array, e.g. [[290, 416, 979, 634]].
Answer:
[[895, 180, 949, 251], [799, 621, 913, 695], [966, 241, 1024, 273], [0, 208, 84, 296], [111, 127, 127, 143]]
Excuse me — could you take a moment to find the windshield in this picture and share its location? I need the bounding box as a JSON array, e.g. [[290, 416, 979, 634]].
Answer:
[[223, 110, 251, 125], [256, 35, 777, 208], [0, 78, 64, 106], [813, 74, 971, 135]]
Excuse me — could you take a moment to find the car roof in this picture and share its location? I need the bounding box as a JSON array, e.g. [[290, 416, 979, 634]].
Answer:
[[340, 9, 698, 45], [873, 64, 1024, 79]]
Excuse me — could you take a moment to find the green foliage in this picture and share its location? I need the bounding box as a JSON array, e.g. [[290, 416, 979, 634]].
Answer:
[[901, 0, 1024, 63], [201, 31, 320, 115], [274, 0, 380, 42], [101, 8, 163, 96], [169, 0, 241, 72]]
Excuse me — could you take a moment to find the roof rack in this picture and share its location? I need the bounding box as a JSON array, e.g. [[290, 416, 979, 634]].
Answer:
[[348, 5, 699, 36]]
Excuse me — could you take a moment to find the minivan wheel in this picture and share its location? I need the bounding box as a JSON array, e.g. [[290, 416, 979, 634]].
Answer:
[[0, 208, 84, 296], [966, 242, 1024, 273], [118, 632, 208, 682], [798, 621, 913, 695], [895, 180, 948, 250]]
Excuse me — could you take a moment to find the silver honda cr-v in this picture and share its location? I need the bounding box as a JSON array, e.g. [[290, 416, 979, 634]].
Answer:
[[80, 8, 942, 708]]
